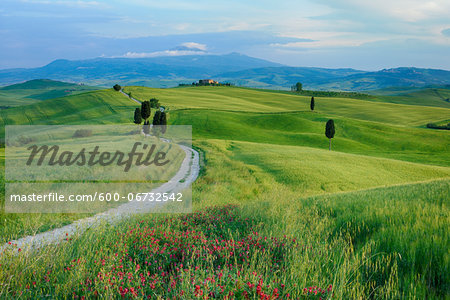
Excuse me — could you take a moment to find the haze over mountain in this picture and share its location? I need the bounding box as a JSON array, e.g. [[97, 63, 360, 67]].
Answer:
[[0, 53, 281, 87], [216, 66, 450, 91], [1, 53, 449, 91]]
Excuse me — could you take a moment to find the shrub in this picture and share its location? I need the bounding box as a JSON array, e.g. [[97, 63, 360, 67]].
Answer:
[[72, 129, 92, 138], [426, 123, 450, 130], [150, 98, 160, 109]]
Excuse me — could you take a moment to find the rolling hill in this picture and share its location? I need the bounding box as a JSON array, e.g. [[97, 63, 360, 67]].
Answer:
[[0, 79, 100, 108], [0, 85, 448, 166], [0, 84, 448, 298], [123, 86, 450, 127], [367, 86, 450, 108]]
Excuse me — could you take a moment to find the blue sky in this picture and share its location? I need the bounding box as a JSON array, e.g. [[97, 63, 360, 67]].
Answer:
[[1, 0, 449, 70]]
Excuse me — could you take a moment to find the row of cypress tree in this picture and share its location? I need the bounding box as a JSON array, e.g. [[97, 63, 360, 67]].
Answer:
[[133, 100, 167, 136]]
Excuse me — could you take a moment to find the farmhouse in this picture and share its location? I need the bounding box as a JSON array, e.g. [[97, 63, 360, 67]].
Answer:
[[199, 79, 219, 85]]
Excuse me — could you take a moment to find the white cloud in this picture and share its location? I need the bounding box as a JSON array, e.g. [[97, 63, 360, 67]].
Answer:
[[271, 36, 381, 49], [181, 42, 207, 51], [117, 50, 209, 58]]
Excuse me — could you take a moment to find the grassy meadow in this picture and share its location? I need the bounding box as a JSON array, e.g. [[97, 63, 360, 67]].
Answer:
[[0, 84, 448, 298], [123, 86, 450, 126], [368, 87, 450, 108], [0, 79, 100, 108]]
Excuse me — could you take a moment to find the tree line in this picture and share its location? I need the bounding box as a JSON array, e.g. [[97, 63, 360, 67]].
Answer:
[[133, 98, 167, 137]]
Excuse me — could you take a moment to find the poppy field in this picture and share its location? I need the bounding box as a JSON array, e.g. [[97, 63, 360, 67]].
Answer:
[[1, 205, 335, 299]]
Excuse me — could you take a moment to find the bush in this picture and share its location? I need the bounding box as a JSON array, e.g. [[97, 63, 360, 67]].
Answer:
[[113, 84, 121, 91], [150, 98, 160, 109], [16, 136, 35, 146], [426, 123, 450, 130], [295, 89, 374, 99], [72, 129, 92, 138]]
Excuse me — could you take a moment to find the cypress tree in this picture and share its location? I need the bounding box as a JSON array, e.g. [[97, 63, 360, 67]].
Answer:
[[160, 112, 167, 134], [141, 101, 151, 121], [152, 110, 162, 126], [325, 119, 335, 150], [133, 108, 142, 125], [310, 96, 315, 111]]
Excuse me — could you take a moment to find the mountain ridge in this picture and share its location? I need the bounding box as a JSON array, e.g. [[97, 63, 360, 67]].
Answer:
[[0, 53, 449, 91]]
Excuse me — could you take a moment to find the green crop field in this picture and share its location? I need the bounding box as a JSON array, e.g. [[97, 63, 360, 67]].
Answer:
[[368, 86, 450, 108], [124, 86, 450, 126], [0, 83, 448, 298], [0, 89, 135, 127], [0, 79, 100, 108]]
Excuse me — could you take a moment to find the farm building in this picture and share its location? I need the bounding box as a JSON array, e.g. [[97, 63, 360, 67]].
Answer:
[[199, 79, 219, 85]]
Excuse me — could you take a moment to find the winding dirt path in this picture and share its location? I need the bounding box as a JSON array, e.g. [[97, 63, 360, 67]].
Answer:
[[120, 89, 141, 104], [1, 145, 199, 253], [1, 91, 199, 254]]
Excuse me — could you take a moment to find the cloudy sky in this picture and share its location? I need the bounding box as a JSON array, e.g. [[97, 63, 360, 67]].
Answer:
[[1, 0, 449, 70]]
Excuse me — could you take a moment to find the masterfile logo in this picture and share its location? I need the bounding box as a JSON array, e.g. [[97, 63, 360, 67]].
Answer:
[[5, 125, 192, 214]]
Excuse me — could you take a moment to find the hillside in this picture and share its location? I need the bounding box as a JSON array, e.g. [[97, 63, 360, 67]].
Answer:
[[367, 86, 450, 108], [0, 89, 135, 126], [1, 86, 449, 166], [123, 86, 450, 127], [0, 79, 100, 108], [0, 85, 448, 298]]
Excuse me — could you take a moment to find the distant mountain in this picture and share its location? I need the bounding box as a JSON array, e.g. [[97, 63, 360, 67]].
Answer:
[[314, 68, 450, 91], [217, 67, 450, 91], [0, 53, 282, 87], [0, 53, 449, 91], [215, 67, 367, 89]]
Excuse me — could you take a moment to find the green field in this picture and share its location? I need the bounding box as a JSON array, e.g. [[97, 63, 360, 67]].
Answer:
[[368, 86, 450, 108], [0, 79, 100, 108], [0, 83, 448, 298], [124, 86, 450, 126]]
